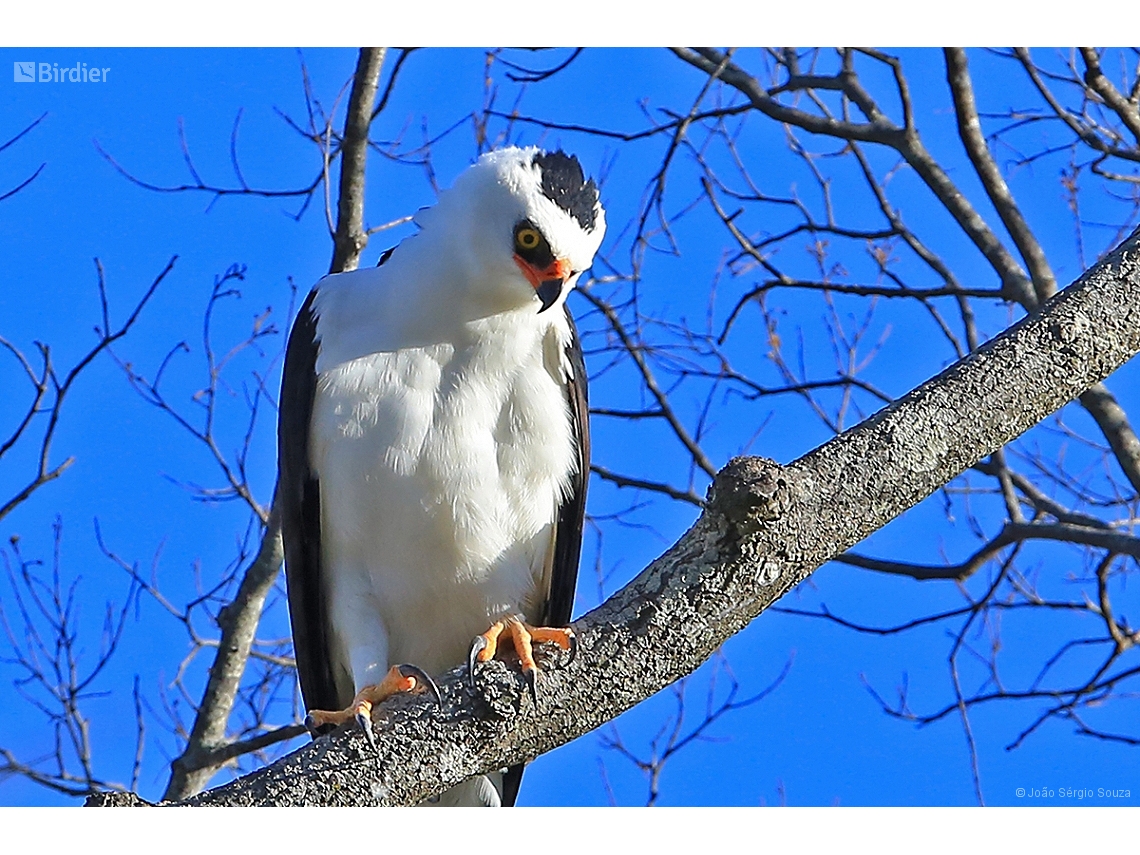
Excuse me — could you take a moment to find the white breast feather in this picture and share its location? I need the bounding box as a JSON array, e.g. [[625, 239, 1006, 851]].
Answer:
[[310, 301, 576, 685]]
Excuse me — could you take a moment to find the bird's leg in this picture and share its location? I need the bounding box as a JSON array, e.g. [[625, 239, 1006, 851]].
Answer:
[[305, 663, 441, 749], [468, 615, 577, 703]]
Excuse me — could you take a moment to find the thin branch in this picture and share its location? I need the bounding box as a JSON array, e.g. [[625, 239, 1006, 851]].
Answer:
[[0, 257, 175, 522], [329, 47, 386, 274], [944, 47, 1058, 304]]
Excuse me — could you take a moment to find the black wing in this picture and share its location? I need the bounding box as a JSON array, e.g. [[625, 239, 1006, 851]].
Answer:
[[543, 307, 590, 629], [504, 306, 591, 807], [279, 288, 351, 716]]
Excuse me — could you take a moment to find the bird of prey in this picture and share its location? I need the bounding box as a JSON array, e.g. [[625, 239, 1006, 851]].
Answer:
[[278, 147, 605, 806]]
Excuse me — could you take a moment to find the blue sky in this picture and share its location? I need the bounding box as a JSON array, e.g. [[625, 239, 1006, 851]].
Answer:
[[1, 46, 1138, 808]]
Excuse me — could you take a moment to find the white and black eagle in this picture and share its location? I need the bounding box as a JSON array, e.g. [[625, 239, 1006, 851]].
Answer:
[[278, 147, 605, 806]]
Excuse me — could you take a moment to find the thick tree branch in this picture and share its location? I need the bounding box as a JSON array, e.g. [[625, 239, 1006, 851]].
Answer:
[[83, 225, 1140, 807]]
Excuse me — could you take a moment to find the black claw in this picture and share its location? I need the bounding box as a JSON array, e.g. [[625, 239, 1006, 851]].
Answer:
[[398, 663, 442, 706], [355, 710, 378, 754], [567, 632, 578, 665], [468, 636, 488, 689], [524, 668, 538, 705]]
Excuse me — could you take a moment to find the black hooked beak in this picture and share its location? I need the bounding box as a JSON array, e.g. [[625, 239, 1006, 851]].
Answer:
[[535, 279, 563, 313]]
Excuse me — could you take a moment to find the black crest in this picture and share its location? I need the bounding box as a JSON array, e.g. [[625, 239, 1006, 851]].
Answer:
[[533, 150, 599, 232]]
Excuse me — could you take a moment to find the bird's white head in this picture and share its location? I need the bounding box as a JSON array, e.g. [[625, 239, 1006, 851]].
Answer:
[[417, 146, 606, 315]]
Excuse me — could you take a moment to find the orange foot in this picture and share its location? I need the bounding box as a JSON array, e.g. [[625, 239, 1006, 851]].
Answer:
[[468, 614, 577, 703], [304, 663, 441, 750]]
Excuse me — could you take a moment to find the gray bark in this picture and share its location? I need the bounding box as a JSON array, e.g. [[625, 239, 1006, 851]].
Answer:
[[329, 47, 385, 274], [91, 226, 1140, 807]]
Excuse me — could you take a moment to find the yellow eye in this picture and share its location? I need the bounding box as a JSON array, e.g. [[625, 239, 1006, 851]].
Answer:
[[516, 228, 541, 250]]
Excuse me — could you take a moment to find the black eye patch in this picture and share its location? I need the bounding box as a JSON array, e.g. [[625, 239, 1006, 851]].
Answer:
[[513, 220, 555, 268]]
